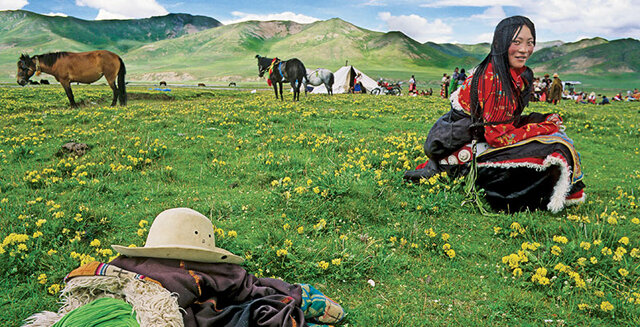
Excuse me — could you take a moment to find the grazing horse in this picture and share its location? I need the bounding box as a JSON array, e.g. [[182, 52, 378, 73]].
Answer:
[[256, 55, 306, 101], [17, 50, 126, 108], [304, 68, 334, 95]]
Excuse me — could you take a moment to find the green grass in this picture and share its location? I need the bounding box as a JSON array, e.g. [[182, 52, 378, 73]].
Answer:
[[1, 85, 639, 326]]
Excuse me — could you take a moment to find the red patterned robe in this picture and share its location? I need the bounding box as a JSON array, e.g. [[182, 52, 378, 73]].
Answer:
[[456, 63, 558, 147]]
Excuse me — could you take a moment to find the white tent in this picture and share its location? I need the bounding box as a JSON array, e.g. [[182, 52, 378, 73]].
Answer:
[[311, 66, 379, 94]]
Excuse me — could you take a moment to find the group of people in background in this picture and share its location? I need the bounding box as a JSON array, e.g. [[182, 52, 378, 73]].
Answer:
[[440, 67, 467, 98], [531, 73, 563, 104]]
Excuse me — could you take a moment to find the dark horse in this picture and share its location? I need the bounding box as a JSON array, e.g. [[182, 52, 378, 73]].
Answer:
[[17, 50, 126, 108], [256, 55, 306, 101]]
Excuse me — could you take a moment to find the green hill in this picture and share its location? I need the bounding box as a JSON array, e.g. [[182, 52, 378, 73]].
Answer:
[[0, 10, 638, 90], [0, 10, 220, 80], [121, 18, 477, 83], [528, 38, 640, 74]]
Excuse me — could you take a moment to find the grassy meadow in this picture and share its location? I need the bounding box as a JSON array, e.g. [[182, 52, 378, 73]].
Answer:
[[1, 85, 640, 326]]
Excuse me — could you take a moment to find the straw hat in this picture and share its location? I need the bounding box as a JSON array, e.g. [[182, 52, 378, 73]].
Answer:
[[112, 208, 244, 264], [553, 73, 559, 78]]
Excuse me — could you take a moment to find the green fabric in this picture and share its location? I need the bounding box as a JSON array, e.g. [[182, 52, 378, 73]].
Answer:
[[52, 297, 139, 327]]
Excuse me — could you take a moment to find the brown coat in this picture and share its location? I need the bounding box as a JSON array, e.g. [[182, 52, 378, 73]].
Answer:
[[549, 78, 563, 102]]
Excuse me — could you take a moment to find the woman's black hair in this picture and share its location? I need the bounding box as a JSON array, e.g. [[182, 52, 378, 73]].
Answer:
[[469, 15, 536, 131]]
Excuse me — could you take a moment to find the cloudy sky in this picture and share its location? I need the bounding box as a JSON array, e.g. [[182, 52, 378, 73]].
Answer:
[[3, 0, 639, 44]]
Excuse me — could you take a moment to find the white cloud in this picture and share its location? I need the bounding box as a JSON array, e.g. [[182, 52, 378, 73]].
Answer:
[[415, 0, 640, 41], [522, 0, 640, 40], [45, 12, 68, 17], [378, 12, 453, 43], [471, 32, 494, 44], [419, 0, 521, 7], [0, 0, 28, 10], [470, 5, 506, 23], [361, 0, 387, 6], [75, 0, 168, 20], [222, 11, 320, 25]]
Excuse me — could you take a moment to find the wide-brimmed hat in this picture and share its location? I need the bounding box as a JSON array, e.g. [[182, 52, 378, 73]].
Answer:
[[112, 208, 244, 264], [553, 73, 559, 78]]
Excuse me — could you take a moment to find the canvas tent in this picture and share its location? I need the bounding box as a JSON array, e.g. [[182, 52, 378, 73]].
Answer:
[[311, 66, 379, 94]]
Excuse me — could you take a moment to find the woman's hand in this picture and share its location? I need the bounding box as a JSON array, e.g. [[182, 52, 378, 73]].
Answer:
[[546, 113, 565, 132]]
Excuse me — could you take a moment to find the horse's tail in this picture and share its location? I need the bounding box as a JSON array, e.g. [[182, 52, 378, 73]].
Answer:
[[329, 73, 334, 87], [117, 57, 127, 106]]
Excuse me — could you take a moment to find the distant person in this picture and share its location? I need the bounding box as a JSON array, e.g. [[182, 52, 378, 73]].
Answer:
[[612, 93, 622, 101], [541, 73, 552, 102], [441, 73, 450, 98], [451, 67, 459, 82], [449, 68, 461, 96], [456, 68, 467, 87], [599, 95, 610, 105], [352, 73, 363, 94], [549, 73, 563, 105], [587, 92, 597, 104], [408, 75, 416, 94]]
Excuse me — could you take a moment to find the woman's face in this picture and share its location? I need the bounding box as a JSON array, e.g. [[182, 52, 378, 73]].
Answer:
[[508, 25, 535, 69]]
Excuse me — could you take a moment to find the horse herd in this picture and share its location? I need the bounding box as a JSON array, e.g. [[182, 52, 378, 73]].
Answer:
[[255, 54, 334, 101], [16, 50, 334, 107]]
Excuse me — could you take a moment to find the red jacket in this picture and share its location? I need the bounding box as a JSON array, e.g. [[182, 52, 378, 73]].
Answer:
[[456, 63, 558, 147]]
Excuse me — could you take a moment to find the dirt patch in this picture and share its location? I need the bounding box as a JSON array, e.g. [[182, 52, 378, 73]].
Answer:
[[0, 43, 17, 51], [134, 72, 196, 82], [254, 21, 304, 39], [568, 56, 605, 70], [127, 93, 175, 101]]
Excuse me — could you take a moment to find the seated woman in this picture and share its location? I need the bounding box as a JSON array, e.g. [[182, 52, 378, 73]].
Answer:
[[404, 15, 585, 213]]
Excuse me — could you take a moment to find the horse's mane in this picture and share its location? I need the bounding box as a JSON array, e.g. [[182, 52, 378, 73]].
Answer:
[[38, 52, 69, 67]]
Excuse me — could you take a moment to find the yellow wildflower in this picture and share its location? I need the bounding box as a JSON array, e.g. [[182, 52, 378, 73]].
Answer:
[[619, 237, 629, 245], [580, 241, 591, 250], [38, 274, 47, 284], [331, 258, 342, 265], [48, 284, 62, 295], [317, 261, 329, 270], [446, 249, 456, 258], [600, 301, 614, 312], [425, 228, 436, 238], [619, 268, 629, 277], [553, 235, 568, 244]]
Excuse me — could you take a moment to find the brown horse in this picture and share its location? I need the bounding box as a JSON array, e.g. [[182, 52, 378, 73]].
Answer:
[[17, 50, 126, 108]]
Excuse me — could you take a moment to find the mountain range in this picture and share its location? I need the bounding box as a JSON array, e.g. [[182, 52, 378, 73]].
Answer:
[[1, 10, 638, 89]]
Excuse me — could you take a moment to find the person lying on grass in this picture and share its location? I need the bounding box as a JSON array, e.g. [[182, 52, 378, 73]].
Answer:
[[24, 208, 345, 327]]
